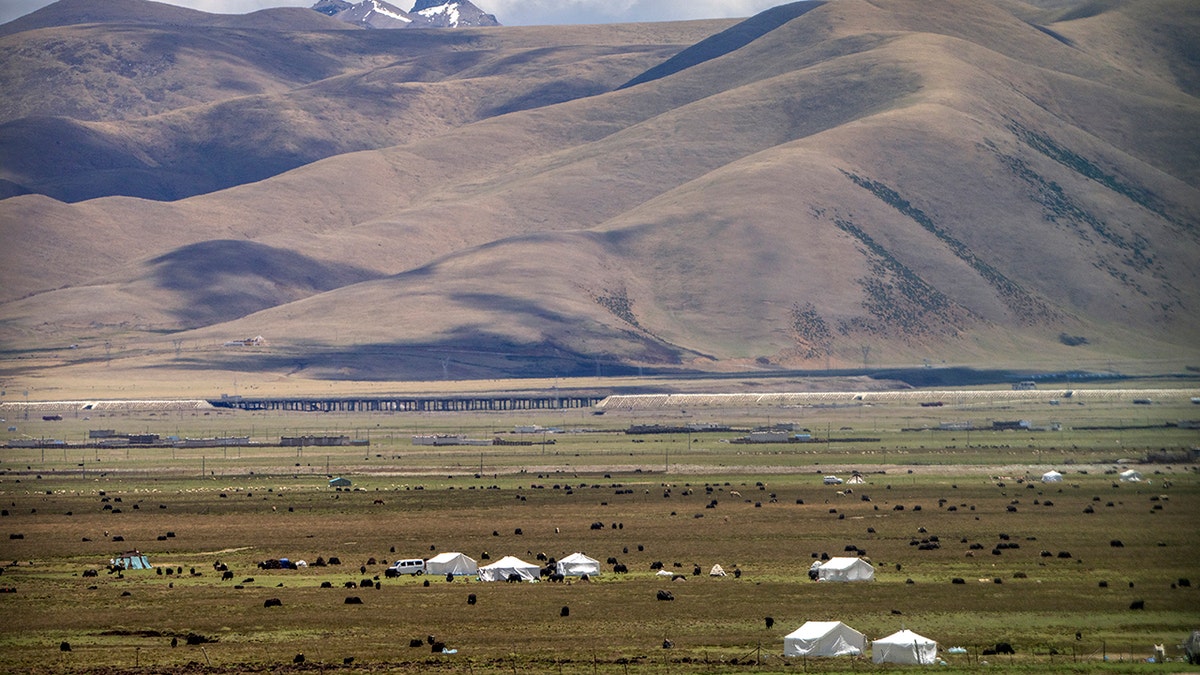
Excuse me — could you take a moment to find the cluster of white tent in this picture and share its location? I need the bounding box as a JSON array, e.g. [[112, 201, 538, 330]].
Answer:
[[1043, 468, 1145, 482], [783, 622, 938, 664], [429, 552, 602, 582]]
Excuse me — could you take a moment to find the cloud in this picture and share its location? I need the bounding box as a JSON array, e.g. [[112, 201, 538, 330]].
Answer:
[[1, 0, 791, 27]]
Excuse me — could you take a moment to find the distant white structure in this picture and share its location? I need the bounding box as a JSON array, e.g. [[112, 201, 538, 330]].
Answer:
[[815, 557, 874, 582], [411, 434, 490, 446], [556, 553, 601, 577], [783, 621, 866, 657], [872, 629, 937, 665], [1119, 469, 1143, 482], [426, 552, 477, 576], [478, 556, 541, 582]]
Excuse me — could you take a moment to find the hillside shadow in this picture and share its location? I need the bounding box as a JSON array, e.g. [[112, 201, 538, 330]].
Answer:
[[160, 334, 664, 381], [149, 239, 382, 326], [620, 1, 826, 90]]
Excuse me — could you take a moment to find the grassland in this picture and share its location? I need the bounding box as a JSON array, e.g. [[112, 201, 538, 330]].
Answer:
[[0, 390, 1197, 674]]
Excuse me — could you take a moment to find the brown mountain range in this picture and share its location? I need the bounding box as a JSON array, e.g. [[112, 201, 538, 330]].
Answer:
[[0, 0, 1197, 385]]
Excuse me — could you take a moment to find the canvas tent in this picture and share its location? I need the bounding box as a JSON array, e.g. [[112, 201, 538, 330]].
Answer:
[[478, 556, 541, 582], [872, 629, 938, 665], [1119, 469, 1143, 482], [1041, 470, 1063, 482], [426, 552, 477, 576], [816, 557, 875, 582], [556, 552, 600, 577], [783, 621, 866, 657], [110, 551, 152, 570]]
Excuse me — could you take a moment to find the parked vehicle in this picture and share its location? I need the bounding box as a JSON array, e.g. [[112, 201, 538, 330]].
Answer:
[[385, 558, 425, 577]]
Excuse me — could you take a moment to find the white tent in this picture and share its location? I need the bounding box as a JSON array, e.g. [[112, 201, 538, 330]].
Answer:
[[426, 552, 477, 576], [783, 621, 866, 657], [478, 556, 541, 582], [709, 564, 727, 577], [1041, 470, 1063, 482], [817, 557, 875, 582], [556, 552, 600, 577], [872, 629, 938, 665], [1119, 469, 1143, 482]]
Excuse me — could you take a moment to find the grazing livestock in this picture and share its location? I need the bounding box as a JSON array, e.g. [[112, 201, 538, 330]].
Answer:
[[656, 590, 674, 601], [263, 598, 282, 607], [560, 606, 570, 617], [344, 597, 363, 604], [222, 570, 234, 581], [1129, 599, 1145, 610], [409, 639, 424, 648], [467, 594, 477, 605]]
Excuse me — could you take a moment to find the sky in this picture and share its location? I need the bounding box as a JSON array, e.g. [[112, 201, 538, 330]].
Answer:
[[1, 0, 790, 27]]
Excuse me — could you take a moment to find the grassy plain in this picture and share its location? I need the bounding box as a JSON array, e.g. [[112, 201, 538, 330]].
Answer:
[[0, 391, 1198, 674]]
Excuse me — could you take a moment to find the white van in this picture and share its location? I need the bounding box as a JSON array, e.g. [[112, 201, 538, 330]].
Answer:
[[386, 558, 425, 576]]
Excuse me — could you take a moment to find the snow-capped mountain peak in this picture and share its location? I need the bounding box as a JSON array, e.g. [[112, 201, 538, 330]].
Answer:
[[313, 0, 499, 29]]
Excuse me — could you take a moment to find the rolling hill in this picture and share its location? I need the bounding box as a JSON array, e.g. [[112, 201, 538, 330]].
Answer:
[[0, 0, 1197, 386]]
